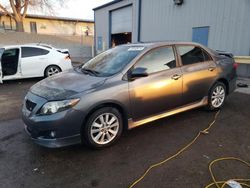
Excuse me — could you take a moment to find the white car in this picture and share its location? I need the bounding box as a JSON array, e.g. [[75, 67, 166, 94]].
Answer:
[[0, 44, 73, 83]]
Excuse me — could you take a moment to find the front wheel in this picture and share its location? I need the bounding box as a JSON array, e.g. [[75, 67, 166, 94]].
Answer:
[[206, 82, 226, 111], [82, 107, 123, 148]]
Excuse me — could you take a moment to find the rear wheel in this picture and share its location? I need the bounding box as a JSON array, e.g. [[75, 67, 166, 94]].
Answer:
[[82, 107, 123, 148], [206, 82, 226, 111], [45, 65, 61, 77]]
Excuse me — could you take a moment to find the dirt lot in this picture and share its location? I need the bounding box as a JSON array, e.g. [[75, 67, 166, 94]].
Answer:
[[0, 78, 249, 188]]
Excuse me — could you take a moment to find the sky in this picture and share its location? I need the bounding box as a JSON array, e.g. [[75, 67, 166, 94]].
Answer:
[[55, 0, 114, 20], [2, 0, 114, 20]]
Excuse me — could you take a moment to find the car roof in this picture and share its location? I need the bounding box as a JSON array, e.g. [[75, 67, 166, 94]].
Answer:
[[0, 44, 52, 49], [123, 41, 204, 47], [122, 41, 216, 56]]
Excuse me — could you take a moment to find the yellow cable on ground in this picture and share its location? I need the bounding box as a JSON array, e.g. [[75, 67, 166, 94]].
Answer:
[[206, 157, 250, 188], [128, 110, 250, 188]]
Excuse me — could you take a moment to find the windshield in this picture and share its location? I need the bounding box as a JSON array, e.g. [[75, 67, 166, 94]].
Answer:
[[81, 46, 145, 77]]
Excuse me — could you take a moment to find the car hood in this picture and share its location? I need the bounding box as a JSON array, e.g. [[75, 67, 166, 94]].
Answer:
[[30, 70, 106, 100]]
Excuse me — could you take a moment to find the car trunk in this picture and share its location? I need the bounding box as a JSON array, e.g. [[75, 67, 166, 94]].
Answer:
[[215, 50, 238, 79]]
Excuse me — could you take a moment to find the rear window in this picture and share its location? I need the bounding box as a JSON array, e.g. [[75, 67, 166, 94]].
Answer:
[[21, 47, 49, 58]]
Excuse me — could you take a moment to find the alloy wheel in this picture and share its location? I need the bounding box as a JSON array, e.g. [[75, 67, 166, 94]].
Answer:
[[211, 85, 225, 108], [47, 67, 60, 76], [90, 113, 119, 145]]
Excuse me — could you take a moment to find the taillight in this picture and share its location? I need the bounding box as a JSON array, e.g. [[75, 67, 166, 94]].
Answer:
[[64, 55, 71, 60], [233, 63, 238, 69]]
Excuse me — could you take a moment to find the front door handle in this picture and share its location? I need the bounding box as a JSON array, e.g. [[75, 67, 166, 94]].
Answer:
[[171, 74, 182, 80], [208, 67, 216, 71]]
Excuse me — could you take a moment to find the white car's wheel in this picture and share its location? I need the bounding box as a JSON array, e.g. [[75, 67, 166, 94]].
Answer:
[[45, 65, 61, 77]]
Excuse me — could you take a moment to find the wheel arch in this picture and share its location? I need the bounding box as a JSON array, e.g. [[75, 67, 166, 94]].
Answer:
[[216, 77, 229, 95], [81, 101, 129, 132]]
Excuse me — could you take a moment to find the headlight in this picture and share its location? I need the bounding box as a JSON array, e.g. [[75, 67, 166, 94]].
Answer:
[[40, 99, 80, 115]]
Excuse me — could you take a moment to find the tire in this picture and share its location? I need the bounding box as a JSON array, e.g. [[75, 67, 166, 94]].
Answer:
[[206, 82, 226, 111], [45, 65, 61, 77], [82, 107, 123, 148]]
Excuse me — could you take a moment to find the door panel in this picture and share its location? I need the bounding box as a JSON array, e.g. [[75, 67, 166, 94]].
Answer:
[[21, 47, 49, 77], [21, 57, 45, 77], [177, 45, 217, 105], [128, 46, 183, 121], [129, 68, 183, 121], [181, 61, 217, 104]]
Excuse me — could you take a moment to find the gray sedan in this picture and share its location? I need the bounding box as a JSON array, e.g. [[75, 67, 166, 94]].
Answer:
[[22, 42, 237, 148]]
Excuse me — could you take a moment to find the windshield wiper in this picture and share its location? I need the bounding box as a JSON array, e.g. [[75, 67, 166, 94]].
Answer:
[[81, 68, 100, 76]]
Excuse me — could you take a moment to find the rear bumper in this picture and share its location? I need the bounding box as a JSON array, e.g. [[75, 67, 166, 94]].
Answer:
[[229, 77, 237, 94]]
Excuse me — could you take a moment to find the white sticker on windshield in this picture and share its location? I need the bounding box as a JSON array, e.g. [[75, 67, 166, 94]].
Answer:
[[128, 47, 145, 51]]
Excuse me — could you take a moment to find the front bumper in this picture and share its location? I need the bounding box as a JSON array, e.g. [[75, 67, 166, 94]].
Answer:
[[22, 92, 85, 148], [24, 125, 81, 148]]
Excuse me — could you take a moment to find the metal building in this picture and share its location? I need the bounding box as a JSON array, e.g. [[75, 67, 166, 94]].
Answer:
[[93, 0, 250, 56]]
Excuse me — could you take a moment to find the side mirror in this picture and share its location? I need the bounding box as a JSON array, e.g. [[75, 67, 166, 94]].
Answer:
[[130, 67, 148, 79]]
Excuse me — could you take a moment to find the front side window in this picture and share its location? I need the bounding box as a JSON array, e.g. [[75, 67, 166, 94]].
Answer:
[[2, 49, 19, 58], [177, 46, 211, 66], [2, 48, 20, 64], [1, 48, 20, 75], [133, 46, 176, 74], [21, 47, 49, 58], [81, 46, 144, 77]]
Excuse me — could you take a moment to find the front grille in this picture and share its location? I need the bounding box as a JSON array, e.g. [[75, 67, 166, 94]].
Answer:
[[26, 99, 36, 111]]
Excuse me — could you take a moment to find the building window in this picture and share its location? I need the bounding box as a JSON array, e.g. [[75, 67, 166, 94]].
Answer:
[[30, 22, 37, 33], [192, 26, 209, 46]]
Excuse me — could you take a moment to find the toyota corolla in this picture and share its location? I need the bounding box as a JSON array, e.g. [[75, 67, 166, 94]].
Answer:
[[22, 42, 237, 148]]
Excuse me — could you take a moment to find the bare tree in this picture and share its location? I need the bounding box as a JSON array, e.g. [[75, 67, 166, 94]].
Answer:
[[0, 0, 65, 32]]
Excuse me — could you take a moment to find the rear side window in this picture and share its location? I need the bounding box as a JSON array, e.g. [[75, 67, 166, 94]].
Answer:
[[177, 46, 212, 66], [203, 50, 212, 61], [21, 47, 49, 58], [134, 46, 176, 74]]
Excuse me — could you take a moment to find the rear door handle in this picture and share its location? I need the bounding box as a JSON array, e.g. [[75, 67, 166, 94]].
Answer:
[[208, 67, 216, 71], [171, 74, 182, 80]]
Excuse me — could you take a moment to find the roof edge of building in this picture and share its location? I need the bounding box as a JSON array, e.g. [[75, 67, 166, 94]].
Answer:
[[93, 0, 123, 11], [0, 11, 94, 23]]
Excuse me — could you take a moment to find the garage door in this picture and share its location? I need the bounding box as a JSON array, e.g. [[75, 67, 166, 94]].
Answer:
[[111, 6, 132, 34]]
